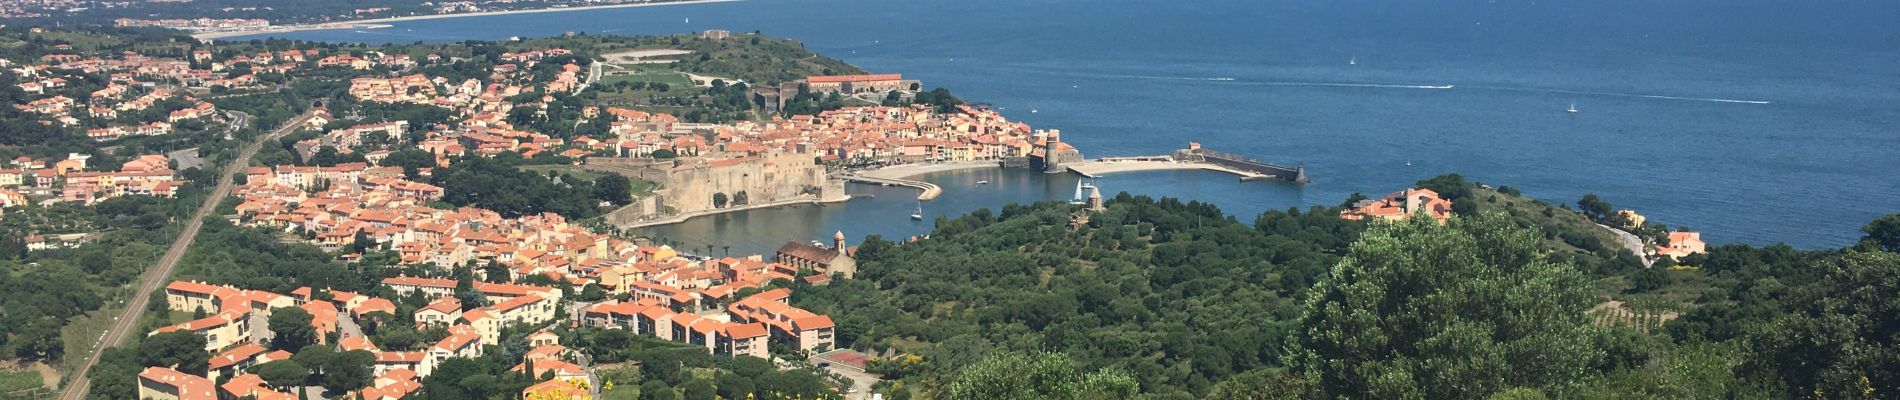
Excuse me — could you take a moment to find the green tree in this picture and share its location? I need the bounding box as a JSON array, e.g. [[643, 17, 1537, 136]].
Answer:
[[683, 378, 716, 400], [943, 351, 1139, 399], [1206, 369, 1305, 400], [252, 359, 310, 390], [269, 306, 318, 351], [1578, 193, 1613, 222], [140, 331, 211, 375], [1740, 251, 1900, 397], [594, 174, 634, 204], [319, 350, 377, 394], [712, 192, 729, 208], [1285, 213, 1602, 399], [641, 380, 677, 400], [1861, 213, 1900, 253]]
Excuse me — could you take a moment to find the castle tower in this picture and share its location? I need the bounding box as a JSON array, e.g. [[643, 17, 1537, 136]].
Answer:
[[834, 230, 847, 252], [1042, 130, 1066, 174]]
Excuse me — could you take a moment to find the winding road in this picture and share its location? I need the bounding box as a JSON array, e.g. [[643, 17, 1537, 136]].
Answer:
[[57, 109, 321, 400], [1597, 223, 1654, 267]]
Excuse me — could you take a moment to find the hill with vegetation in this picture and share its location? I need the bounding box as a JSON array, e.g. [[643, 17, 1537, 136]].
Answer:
[[782, 175, 1900, 399]]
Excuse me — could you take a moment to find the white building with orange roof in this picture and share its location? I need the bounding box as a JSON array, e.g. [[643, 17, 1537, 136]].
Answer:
[[1656, 231, 1707, 259], [150, 309, 249, 351]]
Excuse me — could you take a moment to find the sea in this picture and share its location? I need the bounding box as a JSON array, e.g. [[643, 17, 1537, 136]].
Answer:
[[232, 0, 1900, 255]]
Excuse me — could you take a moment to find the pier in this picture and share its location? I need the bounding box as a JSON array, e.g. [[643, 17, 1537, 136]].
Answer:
[[1064, 143, 1308, 183], [841, 174, 943, 200]]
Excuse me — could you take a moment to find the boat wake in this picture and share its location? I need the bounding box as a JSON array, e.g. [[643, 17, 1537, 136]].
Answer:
[[1087, 72, 1451, 89], [1468, 85, 1771, 105], [1243, 81, 1455, 90], [1091, 73, 1238, 82], [1632, 94, 1770, 105]]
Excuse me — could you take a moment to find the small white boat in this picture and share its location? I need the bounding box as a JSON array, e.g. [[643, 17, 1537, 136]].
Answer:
[[910, 205, 924, 220], [1349, 56, 1356, 65], [977, 180, 989, 185], [1567, 103, 1579, 114]]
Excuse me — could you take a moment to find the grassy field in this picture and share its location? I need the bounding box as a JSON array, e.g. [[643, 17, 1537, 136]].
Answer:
[[57, 304, 126, 373], [596, 366, 641, 400], [599, 63, 696, 87]]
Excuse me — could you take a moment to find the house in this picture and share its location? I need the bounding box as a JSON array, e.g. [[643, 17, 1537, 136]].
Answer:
[[383, 276, 458, 297], [206, 343, 278, 381], [1340, 188, 1454, 222], [429, 325, 483, 364], [1656, 231, 1707, 259], [414, 296, 462, 327], [220, 373, 296, 400], [150, 310, 250, 351], [720, 322, 770, 358], [137, 367, 217, 400]]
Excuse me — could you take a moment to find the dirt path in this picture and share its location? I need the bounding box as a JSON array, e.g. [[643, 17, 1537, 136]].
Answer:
[[57, 109, 320, 400]]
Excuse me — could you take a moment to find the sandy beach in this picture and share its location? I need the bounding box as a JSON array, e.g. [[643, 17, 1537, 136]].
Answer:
[[193, 0, 746, 40]]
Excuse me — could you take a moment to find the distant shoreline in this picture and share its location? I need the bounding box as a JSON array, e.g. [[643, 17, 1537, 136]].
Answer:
[[193, 0, 746, 40]]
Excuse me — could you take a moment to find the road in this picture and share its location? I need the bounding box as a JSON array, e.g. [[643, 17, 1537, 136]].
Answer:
[[57, 109, 321, 400], [1597, 223, 1654, 267], [576, 60, 604, 94]]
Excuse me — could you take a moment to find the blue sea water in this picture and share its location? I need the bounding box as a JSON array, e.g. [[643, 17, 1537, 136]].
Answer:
[[237, 0, 1900, 253]]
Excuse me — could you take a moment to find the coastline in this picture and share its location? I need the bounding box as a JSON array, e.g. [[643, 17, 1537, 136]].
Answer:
[[192, 0, 747, 40]]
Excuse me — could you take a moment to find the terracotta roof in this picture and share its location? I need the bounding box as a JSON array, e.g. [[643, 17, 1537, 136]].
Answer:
[[724, 322, 769, 339], [139, 367, 216, 400], [208, 343, 266, 370], [793, 315, 835, 330]]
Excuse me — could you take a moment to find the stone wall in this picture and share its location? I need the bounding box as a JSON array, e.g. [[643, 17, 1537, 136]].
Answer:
[[660, 151, 829, 214]]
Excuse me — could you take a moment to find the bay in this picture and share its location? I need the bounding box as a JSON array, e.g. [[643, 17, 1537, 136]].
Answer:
[[238, 0, 1900, 253]]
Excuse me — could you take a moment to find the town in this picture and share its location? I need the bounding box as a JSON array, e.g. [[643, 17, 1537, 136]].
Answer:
[[0, 21, 1783, 400]]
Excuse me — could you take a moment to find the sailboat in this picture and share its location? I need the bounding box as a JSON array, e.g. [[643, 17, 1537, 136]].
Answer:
[[683, 17, 690, 24], [1567, 103, 1579, 114], [1349, 56, 1356, 65], [910, 204, 924, 220], [1069, 180, 1086, 205]]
